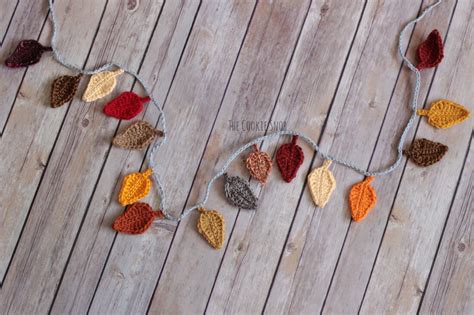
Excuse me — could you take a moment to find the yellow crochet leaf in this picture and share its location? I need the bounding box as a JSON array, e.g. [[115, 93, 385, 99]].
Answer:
[[197, 207, 225, 250], [307, 160, 336, 208], [417, 99, 470, 129], [118, 168, 153, 206], [82, 68, 124, 102]]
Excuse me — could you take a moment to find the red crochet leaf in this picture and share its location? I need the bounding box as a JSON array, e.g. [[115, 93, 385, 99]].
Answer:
[[103, 92, 151, 120], [5, 40, 52, 68], [276, 135, 304, 183], [416, 29, 444, 70], [112, 202, 164, 234]]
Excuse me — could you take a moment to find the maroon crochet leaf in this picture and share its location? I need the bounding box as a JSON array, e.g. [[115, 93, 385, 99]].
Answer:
[[276, 135, 304, 183], [5, 40, 52, 68], [103, 92, 151, 120], [416, 29, 444, 70]]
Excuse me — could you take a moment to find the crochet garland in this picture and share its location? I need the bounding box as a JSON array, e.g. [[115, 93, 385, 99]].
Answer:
[[4, 0, 470, 250]]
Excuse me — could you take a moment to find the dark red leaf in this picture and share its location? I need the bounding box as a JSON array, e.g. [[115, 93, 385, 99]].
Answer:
[[5, 40, 52, 68], [103, 92, 151, 120], [417, 29, 444, 70], [276, 135, 304, 183]]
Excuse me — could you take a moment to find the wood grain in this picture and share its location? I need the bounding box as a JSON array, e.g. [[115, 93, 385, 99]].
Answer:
[[50, 1, 200, 314], [0, 0, 471, 313], [0, 0, 107, 281], [361, 1, 474, 312], [323, 0, 457, 313], [87, 1, 256, 314], [147, 0, 312, 313], [0, 0, 164, 313], [420, 136, 472, 315], [0, 0, 49, 132]]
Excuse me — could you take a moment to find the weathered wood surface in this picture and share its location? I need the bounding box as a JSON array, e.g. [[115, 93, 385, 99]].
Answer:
[[0, 0, 472, 314]]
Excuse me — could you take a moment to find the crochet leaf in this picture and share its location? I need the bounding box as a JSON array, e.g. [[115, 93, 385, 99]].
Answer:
[[82, 69, 124, 102], [118, 168, 153, 206], [307, 160, 336, 208], [417, 29, 444, 70], [104, 92, 151, 120], [245, 144, 272, 184], [417, 99, 470, 129], [276, 135, 304, 183], [403, 138, 448, 167], [113, 121, 163, 150], [112, 202, 164, 234], [223, 174, 258, 210], [349, 176, 377, 222], [5, 40, 52, 68], [51, 74, 82, 108], [197, 208, 225, 249]]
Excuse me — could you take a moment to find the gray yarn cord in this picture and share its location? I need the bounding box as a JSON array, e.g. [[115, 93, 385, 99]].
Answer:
[[47, 0, 442, 222]]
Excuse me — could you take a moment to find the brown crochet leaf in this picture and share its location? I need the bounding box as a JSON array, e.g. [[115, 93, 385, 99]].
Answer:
[[51, 74, 82, 108], [245, 144, 272, 184], [403, 138, 448, 167], [223, 173, 258, 210], [197, 207, 225, 249], [112, 202, 164, 234], [113, 121, 163, 150]]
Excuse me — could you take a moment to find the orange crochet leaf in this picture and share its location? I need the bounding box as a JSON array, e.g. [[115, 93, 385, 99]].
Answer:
[[349, 176, 377, 222], [417, 99, 470, 129], [112, 202, 164, 234], [245, 144, 272, 184], [118, 168, 153, 206], [197, 207, 225, 249]]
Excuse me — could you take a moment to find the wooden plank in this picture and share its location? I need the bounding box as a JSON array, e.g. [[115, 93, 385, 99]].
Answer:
[[86, 1, 257, 314], [262, 0, 434, 313], [146, 0, 311, 313], [0, 0, 107, 281], [0, 1, 19, 43], [0, 0, 164, 313], [322, 0, 457, 313], [50, 1, 200, 313], [0, 0, 49, 132], [203, 0, 369, 313], [360, 1, 474, 312], [419, 137, 472, 315]]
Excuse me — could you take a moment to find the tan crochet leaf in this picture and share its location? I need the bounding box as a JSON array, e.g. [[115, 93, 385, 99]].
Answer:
[[113, 121, 163, 150], [417, 99, 470, 129], [349, 176, 377, 222], [82, 68, 124, 102], [118, 168, 153, 206], [307, 160, 336, 208], [51, 74, 82, 108], [245, 144, 272, 184], [197, 208, 225, 249]]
